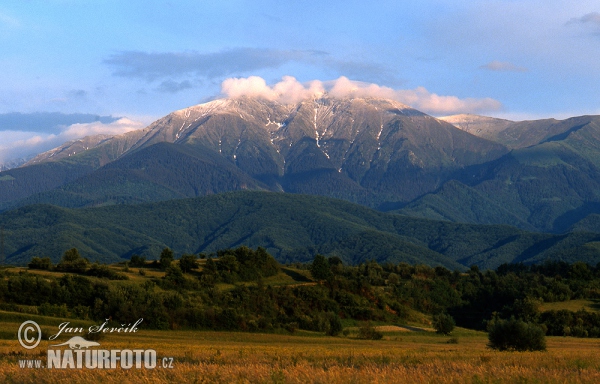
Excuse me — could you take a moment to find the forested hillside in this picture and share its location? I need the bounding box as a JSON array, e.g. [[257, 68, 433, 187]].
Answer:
[[2, 191, 600, 269]]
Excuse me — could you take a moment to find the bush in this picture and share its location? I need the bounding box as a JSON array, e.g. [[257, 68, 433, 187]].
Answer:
[[56, 248, 89, 273], [433, 313, 455, 335], [28, 257, 52, 270], [487, 317, 546, 351], [179, 254, 198, 273], [326, 312, 343, 336], [86, 263, 128, 280], [129, 254, 146, 268], [357, 321, 383, 340], [159, 248, 174, 270], [310, 254, 333, 281]]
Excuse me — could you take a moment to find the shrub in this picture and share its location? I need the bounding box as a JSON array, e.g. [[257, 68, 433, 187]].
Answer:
[[129, 254, 146, 268], [285, 322, 299, 334], [159, 248, 174, 270], [310, 254, 333, 281], [56, 248, 89, 273], [433, 313, 456, 335], [357, 321, 383, 340], [179, 254, 198, 273], [487, 317, 546, 351], [86, 263, 128, 280], [326, 312, 343, 336], [28, 257, 52, 270]]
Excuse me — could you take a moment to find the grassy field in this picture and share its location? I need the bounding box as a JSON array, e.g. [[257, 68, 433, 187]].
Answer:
[[1, 316, 600, 383], [539, 299, 600, 313]]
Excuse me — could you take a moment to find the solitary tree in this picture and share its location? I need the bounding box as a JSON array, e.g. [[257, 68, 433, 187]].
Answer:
[[310, 254, 333, 281], [159, 248, 174, 270], [179, 253, 198, 273], [326, 312, 343, 336], [487, 316, 546, 351], [56, 248, 89, 273], [433, 313, 456, 335]]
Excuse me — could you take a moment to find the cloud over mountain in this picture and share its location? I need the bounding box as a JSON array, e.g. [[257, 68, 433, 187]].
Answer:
[[221, 76, 502, 116], [0, 117, 144, 164]]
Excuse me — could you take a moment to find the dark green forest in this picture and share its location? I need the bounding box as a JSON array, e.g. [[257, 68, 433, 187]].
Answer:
[[4, 247, 600, 340], [2, 191, 600, 269]]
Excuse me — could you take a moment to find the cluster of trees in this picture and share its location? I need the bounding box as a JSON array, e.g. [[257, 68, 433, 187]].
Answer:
[[11, 249, 600, 345], [29, 249, 127, 280], [200, 247, 280, 285]]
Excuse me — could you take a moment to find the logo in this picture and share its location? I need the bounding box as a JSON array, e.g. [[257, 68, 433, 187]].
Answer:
[[17, 318, 173, 370], [51, 336, 100, 349], [18, 320, 42, 349]]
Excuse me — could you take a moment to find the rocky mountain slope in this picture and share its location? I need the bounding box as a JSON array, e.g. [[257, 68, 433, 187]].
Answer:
[[1, 95, 508, 209]]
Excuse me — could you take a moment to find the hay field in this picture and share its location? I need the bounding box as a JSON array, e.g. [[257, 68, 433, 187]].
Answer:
[[1, 322, 600, 383]]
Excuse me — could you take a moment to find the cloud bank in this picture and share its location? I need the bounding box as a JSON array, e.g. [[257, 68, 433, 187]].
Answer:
[[104, 48, 400, 87], [0, 118, 144, 164], [105, 48, 324, 81], [221, 76, 502, 116]]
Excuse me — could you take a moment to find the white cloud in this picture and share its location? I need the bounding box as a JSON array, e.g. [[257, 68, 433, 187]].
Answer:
[[0, 118, 144, 164], [221, 76, 502, 116], [480, 61, 528, 72]]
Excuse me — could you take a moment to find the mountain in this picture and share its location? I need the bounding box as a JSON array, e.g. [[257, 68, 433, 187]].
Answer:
[[0, 157, 30, 172], [399, 115, 600, 232], [2, 191, 600, 269], [4, 96, 600, 236], [442, 114, 600, 151], [439, 114, 514, 144], [0, 96, 508, 209]]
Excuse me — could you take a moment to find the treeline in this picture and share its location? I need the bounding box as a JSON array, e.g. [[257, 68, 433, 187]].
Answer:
[[8, 249, 600, 338]]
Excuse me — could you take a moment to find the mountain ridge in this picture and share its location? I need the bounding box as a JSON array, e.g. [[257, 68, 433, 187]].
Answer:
[[3, 96, 600, 235], [1, 95, 509, 209], [3, 191, 600, 269]]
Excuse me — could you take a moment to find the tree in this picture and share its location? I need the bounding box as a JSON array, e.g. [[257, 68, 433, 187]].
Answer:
[[487, 316, 546, 351], [326, 312, 343, 336], [129, 254, 146, 268], [28, 257, 52, 270], [433, 313, 455, 335], [56, 248, 89, 273], [63, 248, 81, 262], [179, 254, 198, 273], [159, 248, 174, 270], [164, 265, 186, 288], [218, 255, 240, 283], [310, 254, 333, 281], [357, 321, 383, 340]]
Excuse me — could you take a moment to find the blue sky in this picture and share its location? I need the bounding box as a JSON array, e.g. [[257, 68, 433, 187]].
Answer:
[[1, 1, 599, 162]]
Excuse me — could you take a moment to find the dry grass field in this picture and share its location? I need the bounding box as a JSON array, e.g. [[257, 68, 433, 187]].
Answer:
[[1, 319, 600, 384]]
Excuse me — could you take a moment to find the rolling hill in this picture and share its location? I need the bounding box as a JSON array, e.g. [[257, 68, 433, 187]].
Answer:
[[399, 116, 600, 232], [2, 191, 600, 270]]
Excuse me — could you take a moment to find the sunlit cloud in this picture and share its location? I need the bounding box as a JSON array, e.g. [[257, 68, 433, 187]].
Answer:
[[221, 76, 502, 116], [0, 118, 144, 164]]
